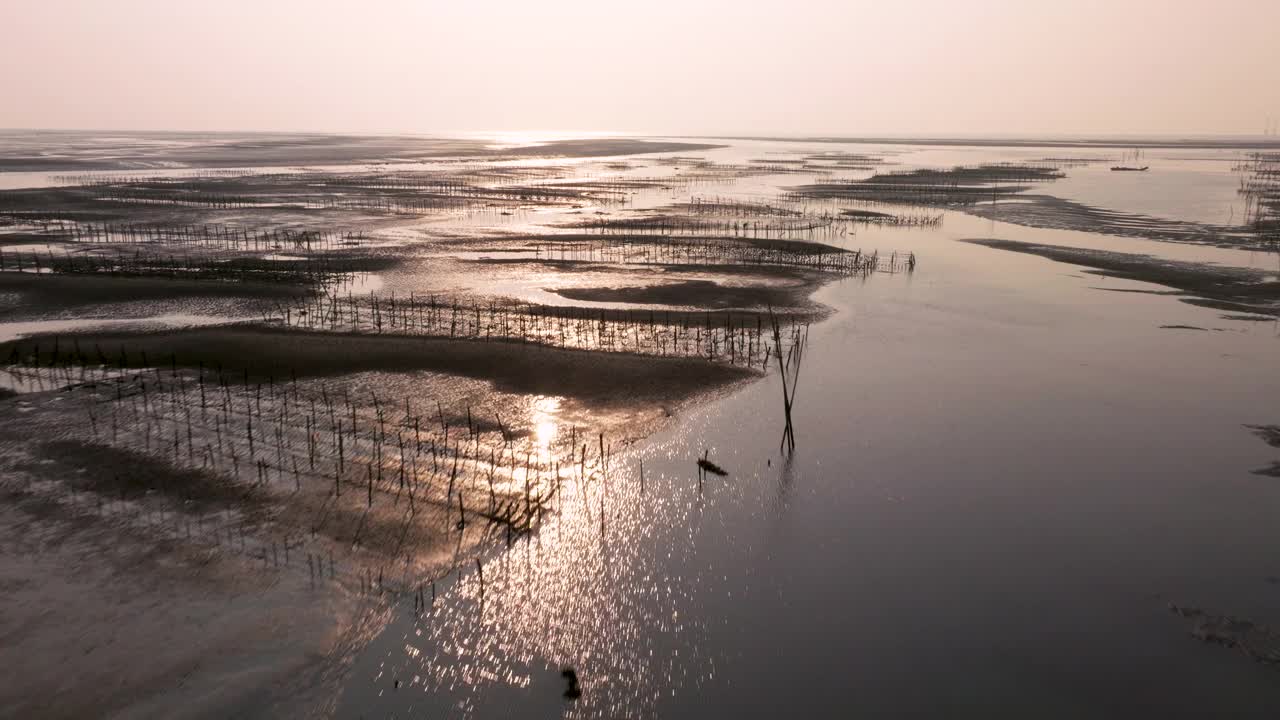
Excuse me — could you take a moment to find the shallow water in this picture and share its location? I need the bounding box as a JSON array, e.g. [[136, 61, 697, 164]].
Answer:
[[677, 137, 1256, 230], [332, 141, 1280, 717], [4, 133, 1278, 717]]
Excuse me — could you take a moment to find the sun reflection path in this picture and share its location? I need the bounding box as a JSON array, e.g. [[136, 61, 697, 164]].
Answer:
[[531, 396, 560, 453], [338, 438, 721, 719]]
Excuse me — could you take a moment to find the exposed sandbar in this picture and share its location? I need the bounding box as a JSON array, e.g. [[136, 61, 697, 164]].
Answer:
[[0, 325, 757, 407], [550, 278, 821, 312], [962, 238, 1280, 317]]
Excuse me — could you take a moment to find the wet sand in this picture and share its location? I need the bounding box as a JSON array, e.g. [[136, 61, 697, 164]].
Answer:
[[963, 237, 1280, 317], [550, 278, 823, 312], [0, 498, 359, 720], [0, 325, 757, 406], [966, 194, 1255, 249], [0, 133, 790, 719], [0, 318, 755, 717], [1247, 425, 1280, 477], [4, 132, 1279, 718], [0, 272, 312, 316]]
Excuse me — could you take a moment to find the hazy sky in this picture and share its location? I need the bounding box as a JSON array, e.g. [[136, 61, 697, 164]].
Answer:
[[3, 0, 1278, 137]]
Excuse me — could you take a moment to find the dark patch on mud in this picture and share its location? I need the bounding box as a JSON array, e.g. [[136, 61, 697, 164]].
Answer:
[[789, 165, 1062, 204], [463, 253, 825, 281], [1245, 425, 1280, 449], [1221, 314, 1277, 322], [963, 238, 1280, 317], [1, 326, 756, 408], [1170, 603, 1280, 665], [1160, 324, 1209, 331], [965, 194, 1258, 249], [549, 279, 814, 311], [840, 209, 897, 220], [24, 440, 266, 511], [1089, 286, 1180, 296], [1244, 425, 1280, 477], [0, 272, 311, 317], [459, 231, 853, 259], [0, 232, 62, 246]]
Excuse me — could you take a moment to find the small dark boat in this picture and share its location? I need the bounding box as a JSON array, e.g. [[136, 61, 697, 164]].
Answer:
[[697, 450, 728, 477], [697, 457, 728, 476], [562, 668, 582, 699], [1110, 166, 1149, 172]]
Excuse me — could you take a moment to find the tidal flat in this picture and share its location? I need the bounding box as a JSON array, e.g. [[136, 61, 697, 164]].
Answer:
[[1, 131, 1279, 718]]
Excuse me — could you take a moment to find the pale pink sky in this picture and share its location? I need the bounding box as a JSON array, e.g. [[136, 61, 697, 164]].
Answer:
[[2, 0, 1278, 136]]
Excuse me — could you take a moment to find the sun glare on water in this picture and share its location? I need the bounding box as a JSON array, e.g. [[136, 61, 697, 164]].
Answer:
[[471, 129, 634, 149], [530, 396, 562, 451]]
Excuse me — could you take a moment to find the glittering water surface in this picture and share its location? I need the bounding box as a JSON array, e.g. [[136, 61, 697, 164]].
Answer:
[[333, 142, 1280, 717], [4, 133, 1279, 717]]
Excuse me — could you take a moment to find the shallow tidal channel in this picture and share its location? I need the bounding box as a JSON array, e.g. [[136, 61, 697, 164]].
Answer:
[[337, 217, 1280, 717]]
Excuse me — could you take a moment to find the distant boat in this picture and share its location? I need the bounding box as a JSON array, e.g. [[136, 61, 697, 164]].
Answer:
[[1110, 165, 1149, 172]]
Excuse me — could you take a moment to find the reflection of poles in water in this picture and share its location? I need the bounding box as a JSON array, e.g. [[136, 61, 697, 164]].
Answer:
[[3, 340, 586, 600], [1236, 151, 1280, 246], [696, 449, 728, 489], [768, 307, 808, 455], [766, 448, 800, 522]]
